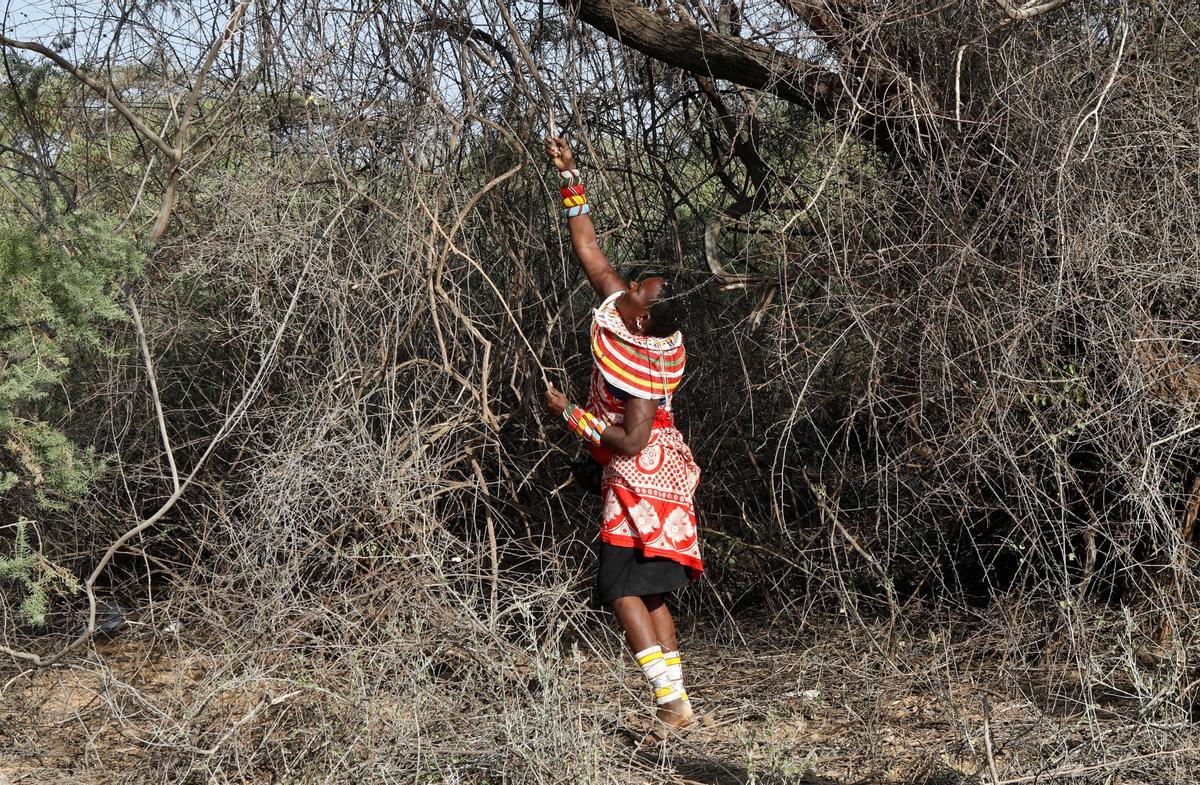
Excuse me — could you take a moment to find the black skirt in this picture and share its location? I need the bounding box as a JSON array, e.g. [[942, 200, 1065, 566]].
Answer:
[[595, 542, 690, 605]]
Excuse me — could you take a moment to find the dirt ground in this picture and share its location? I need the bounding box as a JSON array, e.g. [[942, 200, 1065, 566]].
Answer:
[[1, 619, 1197, 784]]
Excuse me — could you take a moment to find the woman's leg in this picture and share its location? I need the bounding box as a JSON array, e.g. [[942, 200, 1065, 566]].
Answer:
[[609, 595, 659, 652], [642, 594, 677, 652], [611, 595, 690, 727]]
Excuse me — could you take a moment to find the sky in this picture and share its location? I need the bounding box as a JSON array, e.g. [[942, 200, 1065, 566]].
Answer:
[[3, 0, 102, 48], [2, 0, 207, 64]]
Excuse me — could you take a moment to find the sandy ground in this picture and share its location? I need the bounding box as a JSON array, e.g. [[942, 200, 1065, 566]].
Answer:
[[1, 621, 1197, 784]]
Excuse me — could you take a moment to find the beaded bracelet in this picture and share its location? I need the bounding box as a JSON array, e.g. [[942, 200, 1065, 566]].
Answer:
[[558, 169, 589, 220], [563, 403, 607, 446]]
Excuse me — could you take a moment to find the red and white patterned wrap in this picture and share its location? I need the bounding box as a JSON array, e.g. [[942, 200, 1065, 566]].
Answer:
[[585, 293, 703, 578]]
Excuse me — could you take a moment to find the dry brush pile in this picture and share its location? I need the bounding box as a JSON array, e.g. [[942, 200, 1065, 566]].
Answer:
[[2, 0, 1200, 782]]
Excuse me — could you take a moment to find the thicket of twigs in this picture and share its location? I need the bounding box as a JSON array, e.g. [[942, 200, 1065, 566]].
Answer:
[[2, 0, 1200, 781]]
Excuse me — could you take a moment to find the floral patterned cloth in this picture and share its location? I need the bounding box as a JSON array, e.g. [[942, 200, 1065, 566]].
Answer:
[[600, 426, 703, 578], [585, 293, 703, 578]]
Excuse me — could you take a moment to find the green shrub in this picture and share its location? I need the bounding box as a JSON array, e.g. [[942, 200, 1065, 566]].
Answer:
[[0, 213, 141, 510], [0, 517, 80, 626]]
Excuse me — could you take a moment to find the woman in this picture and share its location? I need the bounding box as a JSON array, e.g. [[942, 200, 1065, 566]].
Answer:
[[543, 136, 703, 737]]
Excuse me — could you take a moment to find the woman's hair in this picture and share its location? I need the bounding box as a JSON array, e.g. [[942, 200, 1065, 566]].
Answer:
[[629, 267, 684, 338]]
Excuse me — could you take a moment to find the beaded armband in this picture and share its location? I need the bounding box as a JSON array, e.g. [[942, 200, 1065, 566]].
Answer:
[[558, 169, 590, 219], [563, 403, 607, 446]]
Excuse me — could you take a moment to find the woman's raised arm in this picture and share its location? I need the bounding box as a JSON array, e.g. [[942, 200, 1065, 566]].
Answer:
[[545, 136, 626, 298]]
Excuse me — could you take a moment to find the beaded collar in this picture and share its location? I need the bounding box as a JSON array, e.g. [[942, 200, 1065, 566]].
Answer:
[[592, 291, 683, 353]]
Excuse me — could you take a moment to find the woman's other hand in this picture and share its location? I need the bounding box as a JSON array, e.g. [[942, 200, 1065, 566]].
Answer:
[[545, 136, 574, 171], [545, 383, 569, 416]]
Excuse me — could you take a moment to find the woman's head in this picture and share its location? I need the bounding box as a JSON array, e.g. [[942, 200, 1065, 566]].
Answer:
[[615, 271, 683, 338]]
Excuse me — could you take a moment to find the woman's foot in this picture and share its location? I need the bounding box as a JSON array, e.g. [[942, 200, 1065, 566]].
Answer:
[[636, 698, 694, 749], [655, 696, 693, 729]]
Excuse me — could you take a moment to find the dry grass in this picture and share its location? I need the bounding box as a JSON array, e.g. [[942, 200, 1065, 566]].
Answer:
[[3, 611, 1199, 784]]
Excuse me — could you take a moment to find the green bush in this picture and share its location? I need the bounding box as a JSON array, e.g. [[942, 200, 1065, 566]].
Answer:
[[0, 213, 142, 510], [0, 517, 80, 626]]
